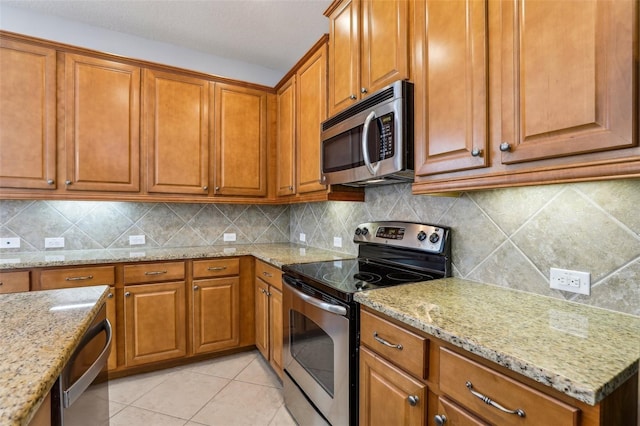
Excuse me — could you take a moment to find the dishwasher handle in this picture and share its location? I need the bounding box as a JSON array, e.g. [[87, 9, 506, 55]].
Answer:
[[63, 318, 112, 408], [283, 277, 347, 316]]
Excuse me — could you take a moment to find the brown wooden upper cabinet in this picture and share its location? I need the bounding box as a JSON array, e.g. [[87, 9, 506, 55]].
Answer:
[[213, 83, 268, 197], [412, 0, 640, 193], [0, 39, 56, 190], [63, 53, 141, 192], [325, 0, 410, 117], [276, 76, 296, 197], [144, 69, 210, 195]]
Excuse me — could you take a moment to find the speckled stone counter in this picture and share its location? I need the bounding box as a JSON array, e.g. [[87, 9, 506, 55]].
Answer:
[[0, 286, 110, 426], [354, 277, 640, 406], [0, 243, 353, 270]]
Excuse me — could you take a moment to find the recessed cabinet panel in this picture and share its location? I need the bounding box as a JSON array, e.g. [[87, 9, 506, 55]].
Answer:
[[277, 76, 296, 196], [500, 0, 637, 164], [0, 40, 56, 190], [144, 69, 209, 194], [192, 277, 239, 354], [64, 54, 140, 192], [214, 83, 267, 197], [414, 0, 488, 176]]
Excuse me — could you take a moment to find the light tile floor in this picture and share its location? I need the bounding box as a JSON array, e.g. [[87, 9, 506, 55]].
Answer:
[[107, 350, 297, 426]]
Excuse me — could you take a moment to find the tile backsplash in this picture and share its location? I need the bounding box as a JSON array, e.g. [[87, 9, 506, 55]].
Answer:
[[1, 179, 639, 315]]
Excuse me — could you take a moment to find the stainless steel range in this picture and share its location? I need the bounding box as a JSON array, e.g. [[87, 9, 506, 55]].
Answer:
[[282, 221, 451, 426]]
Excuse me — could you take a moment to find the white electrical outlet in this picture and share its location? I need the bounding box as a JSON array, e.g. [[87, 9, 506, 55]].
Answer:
[[299, 233, 306, 242], [550, 267, 591, 295], [223, 233, 236, 242], [333, 236, 342, 248], [0, 237, 20, 248], [129, 235, 146, 245], [44, 237, 65, 248]]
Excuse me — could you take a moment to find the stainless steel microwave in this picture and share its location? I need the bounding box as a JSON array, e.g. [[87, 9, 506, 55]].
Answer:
[[320, 80, 414, 187]]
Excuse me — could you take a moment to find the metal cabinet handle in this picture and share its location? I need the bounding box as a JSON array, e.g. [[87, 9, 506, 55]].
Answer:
[[203, 186, 208, 191], [47, 179, 55, 185], [193, 285, 199, 290], [407, 395, 419, 406], [144, 270, 167, 276], [349, 94, 357, 100], [465, 381, 525, 417], [65, 275, 93, 281], [289, 186, 293, 191], [107, 292, 114, 299], [0, 282, 3, 286], [208, 266, 227, 271], [215, 186, 220, 191], [499, 142, 512, 152], [434, 414, 447, 426], [361, 87, 368, 94], [262, 271, 273, 278], [65, 180, 72, 185], [471, 148, 483, 157], [124, 291, 131, 297], [373, 332, 403, 350]]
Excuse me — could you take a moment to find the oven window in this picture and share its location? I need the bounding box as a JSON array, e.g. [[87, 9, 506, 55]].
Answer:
[[290, 310, 335, 397]]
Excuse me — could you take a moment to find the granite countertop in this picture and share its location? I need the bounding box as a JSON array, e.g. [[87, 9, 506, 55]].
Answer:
[[0, 243, 353, 270], [354, 277, 640, 406], [0, 286, 110, 426]]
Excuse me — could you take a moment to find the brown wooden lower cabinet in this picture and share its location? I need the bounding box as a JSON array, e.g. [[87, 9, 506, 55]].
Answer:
[[0, 270, 30, 293], [254, 260, 283, 378], [192, 276, 240, 354], [360, 307, 638, 426]]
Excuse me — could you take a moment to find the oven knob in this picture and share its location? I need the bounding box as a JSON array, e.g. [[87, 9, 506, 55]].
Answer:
[[429, 233, 440, 244], [355, 228, 362, 236], [361, 227, 369, 236], [417, 231, 427, 242]]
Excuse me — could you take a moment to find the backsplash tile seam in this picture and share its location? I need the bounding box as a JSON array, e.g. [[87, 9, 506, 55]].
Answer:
[[574, 186, 640, 241], [587, 254, 640, 289]]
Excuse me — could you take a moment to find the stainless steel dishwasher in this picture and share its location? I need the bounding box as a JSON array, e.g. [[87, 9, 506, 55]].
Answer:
[[51, 303, 112, 426]]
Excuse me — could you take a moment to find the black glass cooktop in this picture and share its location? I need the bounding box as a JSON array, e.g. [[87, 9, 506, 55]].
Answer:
[[282, 258, 439, 302]]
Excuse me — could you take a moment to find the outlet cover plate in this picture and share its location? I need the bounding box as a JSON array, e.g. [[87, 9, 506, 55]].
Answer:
[[129, 235, 146, 245], [333, 236, 342, 247], [0, 237, 20, 248], [44, 237, 65, 248], [223, 233, 236, 242], [550, 267, 591, 295]]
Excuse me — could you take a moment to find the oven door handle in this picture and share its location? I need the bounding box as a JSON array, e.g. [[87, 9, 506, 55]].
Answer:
[[284, 281, 347, 316]]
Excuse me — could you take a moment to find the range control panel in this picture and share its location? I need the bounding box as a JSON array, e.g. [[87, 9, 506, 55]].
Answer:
[[353, 221, 449, 253]]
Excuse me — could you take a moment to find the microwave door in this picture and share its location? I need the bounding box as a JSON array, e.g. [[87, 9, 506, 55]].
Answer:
[[362, 112, 380, 176]]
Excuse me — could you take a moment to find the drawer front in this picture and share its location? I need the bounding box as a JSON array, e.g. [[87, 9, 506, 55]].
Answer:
[[436, 396, 489, 426], [439, 348, 579, 425], [40, 266, 115, 289], [193, 258, 239, 278], [255, 260, 282, 291], [0, 271, 30, 293], [123, 262, 185, 284], [360, 309, 427, 379]]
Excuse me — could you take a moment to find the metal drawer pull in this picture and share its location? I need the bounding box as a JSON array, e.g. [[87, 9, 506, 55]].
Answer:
[[66, 275, 93, 281], [144, 270, 167, 275], [262, 271, 273, 278], [373, 332, 403, 350], [407, 395, 419, 406], [434, 414, 447, 426], [465, 381, 525, 417], [207, 266, 227, 271]]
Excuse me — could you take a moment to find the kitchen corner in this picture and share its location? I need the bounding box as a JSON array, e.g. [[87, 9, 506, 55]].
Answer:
[[0, 285, 109, 425]]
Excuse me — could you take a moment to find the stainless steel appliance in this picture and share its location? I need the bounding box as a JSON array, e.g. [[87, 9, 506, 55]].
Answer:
[[282, 221, 451, 425], [52, 304, 112, 426], [320, 80, 414, 187]]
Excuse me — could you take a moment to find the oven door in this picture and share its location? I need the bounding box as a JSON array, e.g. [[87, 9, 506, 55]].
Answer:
[[283, 277, 351, 426]]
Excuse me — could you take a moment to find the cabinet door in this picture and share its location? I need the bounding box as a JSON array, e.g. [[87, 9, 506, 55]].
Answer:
[[297, 44, 328, 194], [106, 287, 117, 370], [360, 347, 426, 426], [360, 0, 410, 95], [327, 0, 360, 116], [268, 286, 283, 377], [276, 76, 296, 196], [0, 39, 56, 190], [144, 69, 209, 195], [64, 53, 140, 192], [499, 0, 638, 164], [213, 83, 267, 196], [254, 278, 270, 359], [124, 281, 186, 366], [192, 277, 239, 354], [413, 0, 489, 176]]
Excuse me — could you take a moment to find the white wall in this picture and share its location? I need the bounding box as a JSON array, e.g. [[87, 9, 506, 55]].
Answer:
[[0, 5, 282, 87]]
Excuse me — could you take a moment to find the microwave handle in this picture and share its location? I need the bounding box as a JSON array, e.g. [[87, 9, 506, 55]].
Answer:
[[362, 111, 380, 176]]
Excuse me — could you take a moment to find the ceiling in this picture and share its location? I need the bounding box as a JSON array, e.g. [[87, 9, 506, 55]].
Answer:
[[0, 0, 332, 74]]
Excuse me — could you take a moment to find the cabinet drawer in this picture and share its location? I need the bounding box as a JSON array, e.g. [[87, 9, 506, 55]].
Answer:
[[255, 260, 282, 291], [0, 271, 30, 293], [40, 266, 115, 289], [439, 348, 579, 425], [123, 262, 185, 284], [360, 309, 427, 379], [193, 258, 239, 278], [436, 396, 489, 426]]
